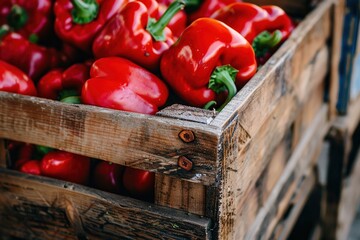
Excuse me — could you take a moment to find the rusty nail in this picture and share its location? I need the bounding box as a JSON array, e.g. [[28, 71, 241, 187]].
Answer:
[[178, 156, 193, 171], [178, 130, 195, 143]]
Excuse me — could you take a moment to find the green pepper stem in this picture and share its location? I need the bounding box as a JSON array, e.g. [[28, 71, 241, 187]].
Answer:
[[7, 5, 28, 30], [36, 145, 53, 156], [28, 34, 39, 44], [252, 30, 283, 58], [61, 96, 82, 104], [71, 0, 99, 24], [205, 65, 238, 112], [59, 89, 81, 104], [0, 25, 10, 39], [147, 0, 185, 41]]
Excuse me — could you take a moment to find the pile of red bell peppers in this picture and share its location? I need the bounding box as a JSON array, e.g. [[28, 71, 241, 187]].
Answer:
[[7, 140, 155, 201], [0, 0, 294, 200]]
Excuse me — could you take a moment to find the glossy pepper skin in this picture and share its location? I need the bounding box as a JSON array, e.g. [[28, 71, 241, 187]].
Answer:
[[82, 57, 169, 115], [211, 3, 294, 64], [0, 60, 37, 96], [20, 160, 42, 175], [54, 0, 128, 52], [41, 150, 91, 185], [92, 161, 124, 194], [160, 18, 257, 110], [37, 61, 92, 103], [122, 167, 155, 201], [186, 0, 238, 24], [93, 0, 183, 72], [0, 28, 62, 80], [0, 0, 53, 40]]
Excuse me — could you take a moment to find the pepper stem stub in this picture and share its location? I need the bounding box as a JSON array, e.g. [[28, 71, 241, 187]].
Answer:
[[252, 30, 282, 58], [7, 5, 28, 30], [205, 65, 238, 111], [71, 0, 99, 24], [0, 25, 10, 39]]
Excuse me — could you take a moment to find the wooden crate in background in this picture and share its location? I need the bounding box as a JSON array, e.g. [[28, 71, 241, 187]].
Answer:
[[322, 95, 360, 240], [0, 0, 343, 239]]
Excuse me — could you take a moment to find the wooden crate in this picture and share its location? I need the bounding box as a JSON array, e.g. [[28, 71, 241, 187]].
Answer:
[[0, 0, 342, 239], [322, 95, 360, 240]]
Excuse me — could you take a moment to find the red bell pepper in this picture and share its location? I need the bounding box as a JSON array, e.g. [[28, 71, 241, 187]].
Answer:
[[37, 61, 92, 103], [0, 60, 37, 96], [186, 0, 238, 24], [19, 160, 42, 175], [0, 25, 62, 80], [92, 0, 184, 72], [212, 2, 294, 64], [54, 0, 128, 52], [41, 150, 91, 185], [92, 161, 124, 194], [81, 57, 169, 115], [160, 18, 257, 110], [0, 0, 53, 41], [122, 167, 155, 201]]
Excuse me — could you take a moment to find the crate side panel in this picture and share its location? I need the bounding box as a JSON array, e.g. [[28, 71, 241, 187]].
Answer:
[[217, 38, 329, 238], [0, 169, 211, 240], [244, 106, 328, 240], [154, 174, 206, 216], [0, 94, 220, 185], [337, 148, 360, 240]]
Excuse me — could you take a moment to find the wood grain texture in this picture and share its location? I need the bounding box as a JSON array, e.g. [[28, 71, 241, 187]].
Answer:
[[333, 94, 360, 137], [270, 171, 316, 240], [154, 174, 206, 216], [0, 93, 220, 185], [156, 104, 217, 125], [217, 45, 329, 239], [245, 105, 329, 240], [0, 139, 6, 168], [336, 149, 360, 240], [0, 169, 211, 240]]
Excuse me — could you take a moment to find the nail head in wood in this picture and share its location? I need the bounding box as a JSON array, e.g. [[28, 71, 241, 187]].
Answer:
[[178, 130, 195, 143], [178, 156, 193, 171]]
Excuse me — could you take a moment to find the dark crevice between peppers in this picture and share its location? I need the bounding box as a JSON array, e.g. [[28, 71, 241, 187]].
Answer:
[[204, 65, 238, 111], [71, 0, 99, 24]]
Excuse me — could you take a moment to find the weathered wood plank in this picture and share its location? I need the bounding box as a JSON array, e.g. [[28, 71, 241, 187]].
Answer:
[[0, 139, 6, 168], [272, 172, 316, 240], [154, 174, 206, 216], [234, 105, 327, 240], [217, 41, 329, 238], [156, 104, 217, 125], [0, 92, 220, 185], [336, 148, 360, 240], [244, 105, 328, 240], [333, 94, 360, 137], [0, 169, 211, 240]]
